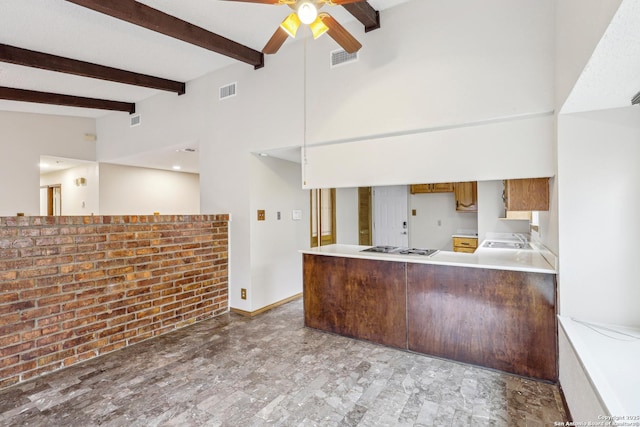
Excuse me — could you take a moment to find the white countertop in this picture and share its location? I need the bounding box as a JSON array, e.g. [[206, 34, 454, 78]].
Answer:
[[301, 243, 556, 274], [559, 316, 640, 416]]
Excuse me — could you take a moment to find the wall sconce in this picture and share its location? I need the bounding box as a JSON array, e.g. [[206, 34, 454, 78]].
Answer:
[[75, 177, 87, 186]]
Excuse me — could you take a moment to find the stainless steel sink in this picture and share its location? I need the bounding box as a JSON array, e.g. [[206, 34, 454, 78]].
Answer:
[[482, 241, 531, 250]]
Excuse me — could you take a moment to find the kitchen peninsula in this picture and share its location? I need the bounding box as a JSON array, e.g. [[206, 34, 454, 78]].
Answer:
[[301, 243, 558, 382]]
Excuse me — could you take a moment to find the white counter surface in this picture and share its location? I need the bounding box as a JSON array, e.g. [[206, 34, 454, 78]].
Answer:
[[301, 243, 556, 274]]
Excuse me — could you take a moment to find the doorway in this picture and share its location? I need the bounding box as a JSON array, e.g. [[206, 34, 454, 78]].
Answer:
[[40, 185, 61, 216], [372, 185, 409, 247]]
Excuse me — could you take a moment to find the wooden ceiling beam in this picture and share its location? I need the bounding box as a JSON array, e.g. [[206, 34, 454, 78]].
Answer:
[[342, 2, 380, 33], [0, 86, 136, 114], [0, 44, 185, 95], [64, 0, 264, 69]]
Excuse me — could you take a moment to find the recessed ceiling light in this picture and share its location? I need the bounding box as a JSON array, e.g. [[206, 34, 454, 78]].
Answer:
[[39, 163, 49, 168], [259, 153, 269, 157], [172, 165, 181, 170]]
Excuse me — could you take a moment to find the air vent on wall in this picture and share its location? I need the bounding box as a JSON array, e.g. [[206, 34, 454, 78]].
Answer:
[[219, 82, 237, 100], [331, 49, 358, 68], [130, 114, 141, 127], [632, 91, 640, 106]]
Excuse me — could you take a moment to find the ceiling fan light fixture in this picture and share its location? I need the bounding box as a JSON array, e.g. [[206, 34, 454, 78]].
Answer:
[[297, 2, 318, 25], [280, 13, 301, 38], [309, 17, 329, 39]]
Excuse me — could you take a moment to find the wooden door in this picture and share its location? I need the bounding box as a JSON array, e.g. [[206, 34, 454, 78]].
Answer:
[[373, 185, 409, 247], [358, 187, 372, 246]]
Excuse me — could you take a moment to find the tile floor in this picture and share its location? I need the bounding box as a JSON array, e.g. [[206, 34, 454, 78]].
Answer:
[[0, 298, 567, 426]]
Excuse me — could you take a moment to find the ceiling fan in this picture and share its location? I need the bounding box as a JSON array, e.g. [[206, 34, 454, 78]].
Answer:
[[225, 0, 365, 54]]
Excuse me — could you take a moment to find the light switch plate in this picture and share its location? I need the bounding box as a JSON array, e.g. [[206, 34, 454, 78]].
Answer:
[[257, 210, 265, 221], [292, 209, 302, 220]]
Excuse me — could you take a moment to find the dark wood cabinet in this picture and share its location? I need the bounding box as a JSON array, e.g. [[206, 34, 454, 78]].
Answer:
[[406, 264, 557, 382], [504, 178, 550, 211], [303, 254, 558, 382], [303, 254, 407, 349]]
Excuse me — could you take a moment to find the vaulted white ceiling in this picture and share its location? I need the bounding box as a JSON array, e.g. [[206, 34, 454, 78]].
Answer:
[[0, 0, 411, 118]]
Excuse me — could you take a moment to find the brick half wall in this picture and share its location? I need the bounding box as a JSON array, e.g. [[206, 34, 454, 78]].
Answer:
[[0, 214, 229, 389]]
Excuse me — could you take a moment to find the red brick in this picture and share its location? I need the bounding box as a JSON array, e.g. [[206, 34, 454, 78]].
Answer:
[[35, 274, 73, 287], [2, 341, 35, 357], [34, 255, 73, 267], [35, 330, 74, 347], [0, 301, 35, 315], [20, 305, 61, 322], [37, 349, 74, 367], [21, 363, 59, 381], [99, 341, 126, 354], [0, 355, 19, 369], [63, 315, 97, 331], [21, 344, 61, 361], [4, 279, 35, 292], [37, 311, 75, 327], [38, 294, 74, 307], [0, 333, 20, 347], [0, 360, 36, 379], [62, 334, 95, 349]]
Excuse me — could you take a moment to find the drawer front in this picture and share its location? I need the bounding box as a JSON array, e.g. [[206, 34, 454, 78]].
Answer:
[[453, 246, 476, 253], [453, 237, 478, 249]]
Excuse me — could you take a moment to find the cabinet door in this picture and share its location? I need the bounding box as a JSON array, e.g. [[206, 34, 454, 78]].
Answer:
[[504, 178, 549, 211], [409, 184, 430, 194], [430, 183, 454, 193], [453, 237, 477, 251], [454, 182, 477, 212], [410, 183, 453, 194]]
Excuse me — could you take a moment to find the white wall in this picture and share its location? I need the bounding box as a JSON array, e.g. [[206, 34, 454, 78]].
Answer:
[[555, 0, 623, 111], [409, 192, 478, 251], [557, 106, 640, 326], [303, 115, 555, 189], [98, 163, 200, 215], [336, 187, 359, 245], [477, 180, 530, 243], [40, 163, 100, 215], [0, 111, 96, 216], [249, 155, 308, 311], [93, 0, 555, 312], [306, 0, 554, 144]]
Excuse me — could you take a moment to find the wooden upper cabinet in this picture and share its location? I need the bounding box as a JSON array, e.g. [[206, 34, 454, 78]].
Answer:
[[504, 178, 549, 211], [410, 183, 454, 194], [454, 181, 477, 212]]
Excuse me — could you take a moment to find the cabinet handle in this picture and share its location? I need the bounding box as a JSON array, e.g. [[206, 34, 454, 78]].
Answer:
[[461, 242, 469, 245]]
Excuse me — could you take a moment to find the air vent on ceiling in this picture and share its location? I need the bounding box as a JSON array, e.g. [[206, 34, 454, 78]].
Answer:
[[331, 49, 358, 68], [130, 114, 141, 127], [219, 82, 237, 100]]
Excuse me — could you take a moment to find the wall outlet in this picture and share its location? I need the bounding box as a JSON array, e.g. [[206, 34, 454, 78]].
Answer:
[[241, 288, 247, 300], [257, 210, 265, 221], [277, 211, 281, 220]]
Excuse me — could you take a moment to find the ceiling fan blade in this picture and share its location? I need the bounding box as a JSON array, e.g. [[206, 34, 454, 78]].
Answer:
[[319, 13, 362, 53], [323, 0, 367, 4], [262, 27, 289, 54], [222, 0, 283, 4]]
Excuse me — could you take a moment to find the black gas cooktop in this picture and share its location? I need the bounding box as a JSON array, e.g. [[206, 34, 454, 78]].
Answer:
[[361, 246, 438, 256]]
